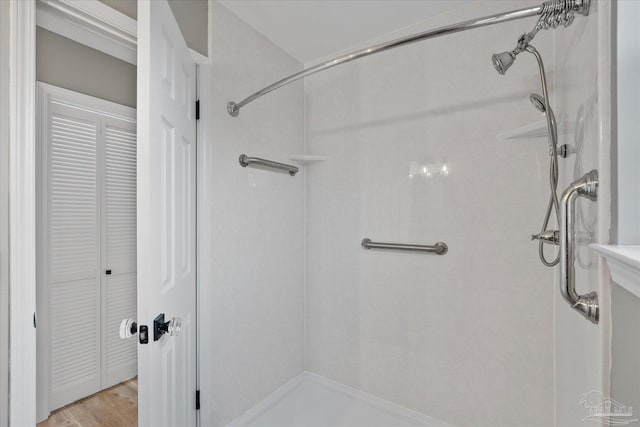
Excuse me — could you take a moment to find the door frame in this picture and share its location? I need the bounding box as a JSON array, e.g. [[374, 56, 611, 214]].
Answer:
[[7, 0, 37, 426], [8, 0, 210, 424], [0, 1, 13, 426]]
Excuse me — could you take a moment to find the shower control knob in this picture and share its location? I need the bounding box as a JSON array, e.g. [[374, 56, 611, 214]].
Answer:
[[531, 230, 559, 245]]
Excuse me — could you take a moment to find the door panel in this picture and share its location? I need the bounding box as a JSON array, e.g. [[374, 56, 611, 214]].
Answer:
[[103, 118, 137, 387], [47, 104, 101, 408], [137, 1, 197, 425], [104, 123, 137, 272]]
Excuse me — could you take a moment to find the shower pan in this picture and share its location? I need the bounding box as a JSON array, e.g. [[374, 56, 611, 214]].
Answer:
[[203, 0, 610, 426]]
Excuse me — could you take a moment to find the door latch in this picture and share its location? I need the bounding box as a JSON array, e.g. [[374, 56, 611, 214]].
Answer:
[[139, 325, 149, 344], [120, 318, 148, 344]]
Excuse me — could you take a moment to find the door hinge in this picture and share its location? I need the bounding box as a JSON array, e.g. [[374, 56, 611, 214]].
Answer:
[[195, 100, 200, 120], [196, 390, 200, 410]]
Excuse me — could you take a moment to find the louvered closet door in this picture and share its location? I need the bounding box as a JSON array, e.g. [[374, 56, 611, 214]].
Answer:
[[102, 116, 137, 387], [42, 84, 138, 412], [47, 102, 101, 409]]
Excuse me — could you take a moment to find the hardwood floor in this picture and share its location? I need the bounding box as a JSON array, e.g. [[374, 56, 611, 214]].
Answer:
[[37, 378, 137, 427]]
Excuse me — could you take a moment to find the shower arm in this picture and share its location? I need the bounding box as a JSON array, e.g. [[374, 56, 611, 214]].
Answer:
[[226, 0, 590, 117]]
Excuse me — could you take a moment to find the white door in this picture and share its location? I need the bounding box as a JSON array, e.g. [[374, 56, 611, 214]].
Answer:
[[137, 1, 197, 426]]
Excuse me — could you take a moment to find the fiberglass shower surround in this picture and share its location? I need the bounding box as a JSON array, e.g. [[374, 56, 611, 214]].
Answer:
[[206, 0, 612, 425], [226, 0, 600, 323]]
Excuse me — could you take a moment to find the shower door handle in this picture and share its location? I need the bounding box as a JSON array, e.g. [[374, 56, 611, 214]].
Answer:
[[559, 170, 599, 324]]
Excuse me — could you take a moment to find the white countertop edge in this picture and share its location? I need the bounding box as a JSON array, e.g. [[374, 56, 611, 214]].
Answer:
[[591, 244, 640, 298]]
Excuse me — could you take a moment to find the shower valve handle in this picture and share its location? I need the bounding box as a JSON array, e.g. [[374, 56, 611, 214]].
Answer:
[[531, 230, 559, 245]]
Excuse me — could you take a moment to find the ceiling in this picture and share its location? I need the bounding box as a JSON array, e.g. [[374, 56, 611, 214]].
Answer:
[[219, 0, 473, 64]]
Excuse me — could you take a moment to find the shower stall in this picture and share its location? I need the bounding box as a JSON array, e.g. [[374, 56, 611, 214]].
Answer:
[[199, 0, 612, 425]]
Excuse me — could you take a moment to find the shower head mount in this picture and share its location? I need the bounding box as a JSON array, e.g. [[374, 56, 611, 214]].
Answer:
[[491, 0, 590, 75], [491, 32, 534, 75]]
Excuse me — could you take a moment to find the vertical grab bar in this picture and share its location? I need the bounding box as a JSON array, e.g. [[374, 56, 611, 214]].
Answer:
[[559, 170, 599, 324]]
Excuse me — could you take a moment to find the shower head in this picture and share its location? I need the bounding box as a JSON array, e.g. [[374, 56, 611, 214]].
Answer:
[[529, 93, 557, 128], [491, 29, 538, 75], [492, 51, 516, 75], [529, 93, 546, 113], [529, 92, 560, 153]]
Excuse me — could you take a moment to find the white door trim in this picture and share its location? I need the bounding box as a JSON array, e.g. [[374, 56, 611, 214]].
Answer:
[[35, 0, 209, 65], [0, 2, 11, 426], [9, 0, 37, 426], [36, 0, 137, 65]]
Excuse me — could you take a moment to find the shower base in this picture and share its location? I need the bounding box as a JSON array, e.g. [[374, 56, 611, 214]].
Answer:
[[227, 372, 453, 427]]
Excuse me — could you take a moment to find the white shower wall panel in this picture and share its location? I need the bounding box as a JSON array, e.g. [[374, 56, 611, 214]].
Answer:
[[304, 1, 559, 426], [552, 1, 612, 425], [202, 3, 306, 427]]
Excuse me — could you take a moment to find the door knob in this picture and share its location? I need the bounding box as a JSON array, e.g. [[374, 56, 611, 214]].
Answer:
[[153, 313, 182, 341], [119, 318, 138, 339]]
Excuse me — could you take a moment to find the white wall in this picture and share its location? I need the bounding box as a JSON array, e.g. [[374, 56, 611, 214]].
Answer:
[[611, 283, 640, 423], [615, 0, 640, 245], [96, 0, 209, 56], [36, 28, 137, 108], [552, 1, 612, 425], [201, 3, 305, 427], [304, 1, 557, 425]]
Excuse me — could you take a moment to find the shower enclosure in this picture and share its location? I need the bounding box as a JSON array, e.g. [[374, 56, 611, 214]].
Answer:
[[199, 0, 612, 425]]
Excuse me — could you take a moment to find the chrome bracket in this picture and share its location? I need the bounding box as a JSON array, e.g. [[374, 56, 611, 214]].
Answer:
[[227, 102, 240, 117], [549, 144, 575, 158]]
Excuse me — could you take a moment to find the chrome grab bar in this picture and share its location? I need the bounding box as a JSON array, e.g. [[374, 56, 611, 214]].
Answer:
[[361, 238, 448, 255], [239, 154, 299, 176], [559, 170, 599, 324]]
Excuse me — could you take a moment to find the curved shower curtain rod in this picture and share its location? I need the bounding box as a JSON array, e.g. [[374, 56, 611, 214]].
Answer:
[[227, 0, 590, 117]]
